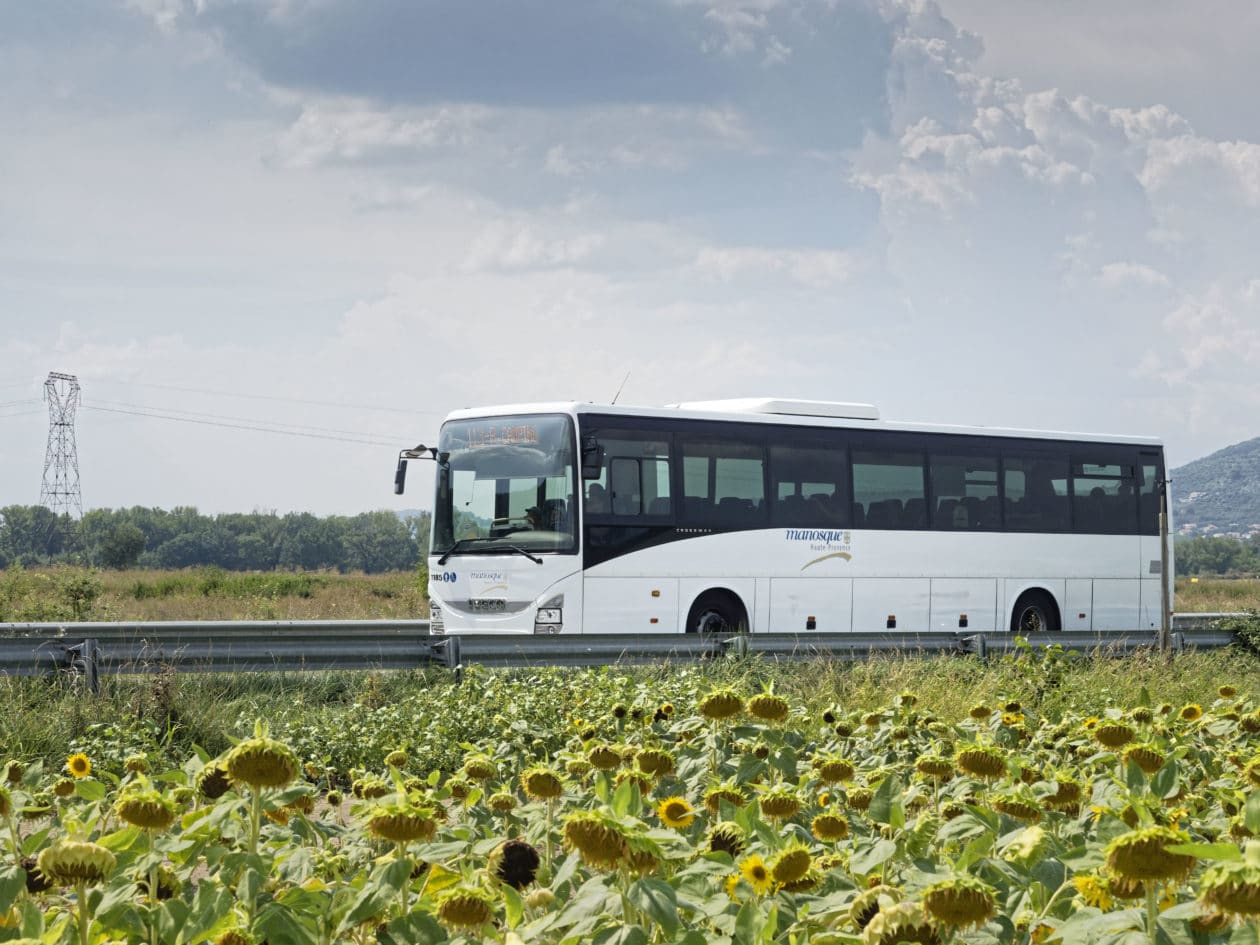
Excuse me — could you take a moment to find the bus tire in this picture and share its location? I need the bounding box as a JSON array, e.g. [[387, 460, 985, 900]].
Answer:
[[1010, 590, 1060, 633], [686, 591, 748, 634]]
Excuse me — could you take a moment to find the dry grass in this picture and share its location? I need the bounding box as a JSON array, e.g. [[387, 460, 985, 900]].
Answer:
[[88, 568, 428, 621], [1174, 577, 1260, 613]]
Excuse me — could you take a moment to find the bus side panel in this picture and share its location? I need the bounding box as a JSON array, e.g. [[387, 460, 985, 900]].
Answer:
[[1065, 578, 1092, 630], [853, 578, 930, 632], [1139, 534, 1163, 630], [582, 577, 679, 633], [1093, 579, 1142, 631], [768, 578, 853, 633], [929, 579, 997, 632]]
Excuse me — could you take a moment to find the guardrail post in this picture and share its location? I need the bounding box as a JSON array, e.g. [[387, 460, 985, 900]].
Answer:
[[1172, 631, 1185, 654], [444, 635, 463, 684], [66, 638, 100, 694], [723, 634, 750, 660]]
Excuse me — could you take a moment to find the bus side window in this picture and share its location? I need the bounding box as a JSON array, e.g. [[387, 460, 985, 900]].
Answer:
[[1004, 455, 1070, 531], [609, 458, 642, 516]]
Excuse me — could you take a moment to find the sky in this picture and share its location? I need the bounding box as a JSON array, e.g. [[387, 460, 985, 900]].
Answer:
[[2, 0, 1258, 516]]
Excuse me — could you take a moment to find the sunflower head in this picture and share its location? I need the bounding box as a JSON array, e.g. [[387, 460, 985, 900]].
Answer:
[[759, 787, 802, 821], [520, 765, 565, 800], [461, 755, 497, 782], [1092, 722, 1136, 749], [1179, 704, 1203, 722], [124, 754, 149, 775], [490, 838, 540, 890], [850, 884, 901, 929], [768, 843, 813, 885], [4, 760, 24, 785], [587, 744, 623, 771], [224, 729, 299, 790], [991, 790, 1042, 824], [384, 750, 408, 769], [1105, 826, 1196, 882], [1198, 846, 1260, 918], [955, 745, 1006, 780], [365, 797, 439, 844], [435, 885, 495, 931], [704, 782, 746, 815], [748, 693, 790, 724], [707, 821, 745, 857], [914, 755, 954, 781], [812, 812, 850, 842], [699, 689, 744, 722], [66, 754, 91, 779], [53, 777, 76, 799], [487, 791, 517, 813], [196, 761, 233, 800], [562, 811, 627, 870], [1123, 744, 1166, 775], [656, 795, 696, 829], [635, 748, 676, 777], [739, 853, 773, 895], [814, 754, 857, 784], [922, 875, 997, 928], [861, 901, 940, 945], [115, 784, 179, 831], [36, 839, 116, 886]]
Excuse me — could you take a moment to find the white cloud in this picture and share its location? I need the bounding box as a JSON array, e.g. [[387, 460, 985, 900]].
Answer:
[[693, 246, 858, 288], [1097, 262, 1170, 288], [462, 223, 606, 272]]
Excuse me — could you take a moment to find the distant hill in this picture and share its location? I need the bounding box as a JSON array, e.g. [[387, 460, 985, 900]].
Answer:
[[1171, 437, 1260, 535]]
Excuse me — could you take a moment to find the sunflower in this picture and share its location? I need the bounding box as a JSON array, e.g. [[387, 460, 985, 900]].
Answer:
[[1072, 873, 1114, 911], [922, 875, 997, 928], [1179, 704, 1203, 722], [1105, 826, 1196, 882], [739, 854, 773, 895], [656, 796, 696, 829], [1219, 685, 1238, 699], [435, 885, 495, 931], [66, 753, 91, 779], [490, 838, 540, 890]]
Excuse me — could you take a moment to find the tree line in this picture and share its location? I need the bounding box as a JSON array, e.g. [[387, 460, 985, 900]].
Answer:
[[1174, 534, 1260, 577], [0, 505, 430, 573]]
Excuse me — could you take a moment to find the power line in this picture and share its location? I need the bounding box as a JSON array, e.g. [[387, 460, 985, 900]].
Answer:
[[90, 378, 446, 416], [82, 404, 403, 447], [88, 397, 401, 441]]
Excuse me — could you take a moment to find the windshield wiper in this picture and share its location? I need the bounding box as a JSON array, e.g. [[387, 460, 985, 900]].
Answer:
[[437, 539, 543, 566]]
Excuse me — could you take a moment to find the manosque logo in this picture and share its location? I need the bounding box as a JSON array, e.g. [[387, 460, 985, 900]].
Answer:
[[785, 529, 853, 570]]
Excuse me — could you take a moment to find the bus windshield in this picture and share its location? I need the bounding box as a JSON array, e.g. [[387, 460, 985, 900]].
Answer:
[[433, 414, 578, 556]]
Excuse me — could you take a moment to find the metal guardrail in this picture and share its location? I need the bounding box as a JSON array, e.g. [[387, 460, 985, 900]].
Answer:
[[0, 613, 1245, 688], [0, 620, 436, 679]]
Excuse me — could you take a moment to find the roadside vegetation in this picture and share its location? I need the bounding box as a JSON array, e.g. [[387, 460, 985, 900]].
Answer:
[[0, 647, 1256, 944]]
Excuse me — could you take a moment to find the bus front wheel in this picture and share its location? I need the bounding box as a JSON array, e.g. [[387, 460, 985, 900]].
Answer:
[[686, 591, 748, 634], [1010, 590, 1060, 633]]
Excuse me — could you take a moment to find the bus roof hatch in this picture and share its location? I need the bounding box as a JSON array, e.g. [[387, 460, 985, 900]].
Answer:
[[669, 398, 880, 420]]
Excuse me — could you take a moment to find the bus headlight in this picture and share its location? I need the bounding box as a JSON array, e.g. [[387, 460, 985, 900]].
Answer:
[[534, 595, 563, 634], [429, 602, 445, 635]]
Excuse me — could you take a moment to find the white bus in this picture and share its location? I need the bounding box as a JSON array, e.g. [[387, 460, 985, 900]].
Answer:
[[395, 399, 1171, 635]]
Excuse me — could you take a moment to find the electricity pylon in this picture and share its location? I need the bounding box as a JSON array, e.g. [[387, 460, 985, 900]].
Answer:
[[40, 372, 83, 518]]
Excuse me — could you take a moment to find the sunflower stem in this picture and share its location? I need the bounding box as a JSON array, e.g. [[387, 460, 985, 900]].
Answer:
[[5, 808, 20, 866], [1145, 884, 1159, 945], [249, 788, 262, 859], [544, 798, 554, 881], [76, 878, 91, 945], [396, 844, 409, 916]]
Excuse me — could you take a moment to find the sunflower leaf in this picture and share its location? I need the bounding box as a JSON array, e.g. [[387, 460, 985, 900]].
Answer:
[[1246, 790, 1260, 835], [628, 877, 679, 935]]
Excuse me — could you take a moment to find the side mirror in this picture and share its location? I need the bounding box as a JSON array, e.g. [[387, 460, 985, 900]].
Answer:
[[394, 456, 409, 495], [580, 437, 605, 481]]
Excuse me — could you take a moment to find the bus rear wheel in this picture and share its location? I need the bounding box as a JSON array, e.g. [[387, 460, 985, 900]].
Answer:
[[686, 591, 747, 634], [1010, 590, 1060, 633]]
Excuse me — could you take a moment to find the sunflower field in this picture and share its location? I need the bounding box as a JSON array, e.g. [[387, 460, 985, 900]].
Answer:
[[1, 665, 1259, 945]]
